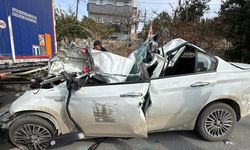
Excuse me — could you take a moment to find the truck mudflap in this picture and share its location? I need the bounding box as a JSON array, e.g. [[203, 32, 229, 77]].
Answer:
[[49, 132, 85, 149]]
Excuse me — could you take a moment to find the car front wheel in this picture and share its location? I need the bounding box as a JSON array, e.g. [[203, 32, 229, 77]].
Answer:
[[197, 102, 237, 141], [9, 115, 56, 150]]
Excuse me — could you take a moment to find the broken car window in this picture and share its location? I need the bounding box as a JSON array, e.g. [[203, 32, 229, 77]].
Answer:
[[164, 47, 196, 76], [196, 52, 217, 72]]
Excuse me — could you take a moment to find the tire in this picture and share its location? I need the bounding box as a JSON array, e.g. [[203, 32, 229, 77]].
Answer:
[[197, 103, 237, 141], [9, 115, 56, 150]]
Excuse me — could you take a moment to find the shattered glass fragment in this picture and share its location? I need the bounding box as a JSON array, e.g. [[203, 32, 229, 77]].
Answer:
[[223, 139, 234, 145]]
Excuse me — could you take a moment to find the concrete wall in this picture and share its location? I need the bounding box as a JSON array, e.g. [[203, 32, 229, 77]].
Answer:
[[88, 0, 136, 7]]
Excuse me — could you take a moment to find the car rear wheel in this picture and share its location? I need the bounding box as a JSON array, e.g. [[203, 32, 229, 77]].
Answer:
[[9, 115, 56, 150], [197, 103, 236, 141]]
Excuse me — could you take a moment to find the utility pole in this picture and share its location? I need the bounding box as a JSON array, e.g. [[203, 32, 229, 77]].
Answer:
[[143, 9, 147, 36], [168, 3, 174, 17], [76, 0, 80, 19]]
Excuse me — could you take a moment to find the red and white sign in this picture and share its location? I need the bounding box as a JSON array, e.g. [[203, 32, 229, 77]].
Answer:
[[0, 20, 6, 29], [147, 21, 153, 39]]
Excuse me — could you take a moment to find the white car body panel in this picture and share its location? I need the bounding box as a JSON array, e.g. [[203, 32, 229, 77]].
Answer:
[[10, 82, 150, 137], [147, 72, 216, 132], [10, 83, 71, 134], [69, 83, 149, 137]]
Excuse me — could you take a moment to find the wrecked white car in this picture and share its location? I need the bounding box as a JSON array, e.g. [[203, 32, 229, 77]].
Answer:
[[1, 37, 250, 150]]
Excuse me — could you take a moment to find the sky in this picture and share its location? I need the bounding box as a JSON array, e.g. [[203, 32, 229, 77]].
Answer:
[[54, 0, 222, 30]]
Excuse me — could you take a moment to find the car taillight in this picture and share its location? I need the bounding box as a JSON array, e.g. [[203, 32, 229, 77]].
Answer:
[[83, 66, 90, 73], [81, 48, 88, 54]]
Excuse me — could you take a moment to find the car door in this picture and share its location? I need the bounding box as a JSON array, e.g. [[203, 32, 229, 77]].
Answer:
[[68, 82, 149, 138], [146, 49, 218, 132]]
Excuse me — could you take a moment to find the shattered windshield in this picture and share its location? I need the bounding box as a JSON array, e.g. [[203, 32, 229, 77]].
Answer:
[[129, 35, 158, 62]]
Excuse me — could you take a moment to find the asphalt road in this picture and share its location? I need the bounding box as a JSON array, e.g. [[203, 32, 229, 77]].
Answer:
[[1, 95, 250, 150]]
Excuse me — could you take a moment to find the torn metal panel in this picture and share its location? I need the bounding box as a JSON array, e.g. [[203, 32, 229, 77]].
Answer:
[[127, 60, 150, 82], [150, 54, 165, 78], [168, 46, 186, 67], [161, 38, 187, 55], [49, 47, 93, 76], [91, 49, 135, 83]]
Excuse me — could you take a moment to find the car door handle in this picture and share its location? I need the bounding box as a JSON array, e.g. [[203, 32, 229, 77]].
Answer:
[[120, 92, 143, 98], [191, 82, 210, 87]]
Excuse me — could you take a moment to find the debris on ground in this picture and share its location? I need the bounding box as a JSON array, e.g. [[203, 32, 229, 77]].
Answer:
[[223, 139, 234, 145]]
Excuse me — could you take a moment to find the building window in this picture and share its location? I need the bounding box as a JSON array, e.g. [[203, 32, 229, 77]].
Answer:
[[100, 0, 103, 4], [107, 0, 114, 5], [96, 17, 100, 22], [124, 1, 129, 5]]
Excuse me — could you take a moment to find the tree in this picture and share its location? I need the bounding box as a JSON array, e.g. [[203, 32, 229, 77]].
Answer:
[[111, 6, 140, 47], [219, 0, 250, 63], [55, 9, 87, 43], [113, 7, 139, 37], [175, 0, 211, 22], [55, 9, 114, 43], [140, 0, 211, 44], [138, 11, 172, 44], [140, 9, 223, 54], [81, 17, 114, 40]]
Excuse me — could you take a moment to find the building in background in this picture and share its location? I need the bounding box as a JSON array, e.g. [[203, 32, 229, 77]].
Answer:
[[87, 0, 139, 40], [0, 0, 56, 64]]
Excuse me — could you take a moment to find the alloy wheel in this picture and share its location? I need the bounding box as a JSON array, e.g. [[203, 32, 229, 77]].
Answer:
[[14, 124, 52, 150], [204, 109, 233, 137]]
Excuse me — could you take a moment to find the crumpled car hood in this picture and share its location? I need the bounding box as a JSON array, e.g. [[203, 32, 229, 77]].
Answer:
[[48, 38, 191, 83], [91, 49, 135, 83], [49, 47, 93, 76]]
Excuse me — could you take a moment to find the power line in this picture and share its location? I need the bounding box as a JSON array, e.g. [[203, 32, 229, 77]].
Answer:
[[67, 0, 77, 11], [76, 0, 80, 18]]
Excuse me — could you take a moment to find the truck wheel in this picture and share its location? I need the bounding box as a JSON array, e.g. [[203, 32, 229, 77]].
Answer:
[[197, 103, 236, 141], [9, 115, 56, 150]]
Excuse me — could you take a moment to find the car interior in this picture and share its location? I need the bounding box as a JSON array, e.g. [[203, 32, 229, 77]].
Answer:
[[165, 46, 196, 76], [83, 46, 207, 86]]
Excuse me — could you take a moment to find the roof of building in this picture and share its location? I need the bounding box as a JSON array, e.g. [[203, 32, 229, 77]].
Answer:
[[87, 3, 137, 16]]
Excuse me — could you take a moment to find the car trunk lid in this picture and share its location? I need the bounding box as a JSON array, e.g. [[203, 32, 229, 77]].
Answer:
[[230, 62, 250, 70]]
